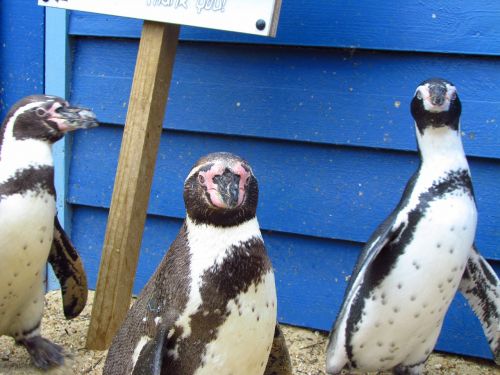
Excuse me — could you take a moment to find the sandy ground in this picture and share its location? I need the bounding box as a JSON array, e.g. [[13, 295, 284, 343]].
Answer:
[[0, 291, 498, 374]]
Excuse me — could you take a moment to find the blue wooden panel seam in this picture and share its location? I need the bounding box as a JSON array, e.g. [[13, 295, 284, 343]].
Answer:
[[67, 126, 500, 261], [69, 38, 500, 160]]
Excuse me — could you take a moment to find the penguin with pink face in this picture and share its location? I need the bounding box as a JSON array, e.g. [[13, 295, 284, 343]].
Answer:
[[104, 152, 292, 375]]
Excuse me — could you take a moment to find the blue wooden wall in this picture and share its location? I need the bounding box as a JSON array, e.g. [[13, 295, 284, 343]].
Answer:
[[2, 1, 500, 362]]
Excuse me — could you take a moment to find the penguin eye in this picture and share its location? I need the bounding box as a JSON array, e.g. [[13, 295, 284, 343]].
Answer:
[[416, 91, 423, 100], [449, 92, 457, 101], [244, 176, 251, 186], [35, 107, 49, 118], [198, 174, 205, 184]]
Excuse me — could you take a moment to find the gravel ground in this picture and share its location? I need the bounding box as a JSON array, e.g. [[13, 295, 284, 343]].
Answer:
[[0, 291, 498, 374]]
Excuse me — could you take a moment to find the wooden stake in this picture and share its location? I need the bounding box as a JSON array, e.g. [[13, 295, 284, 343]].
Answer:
[[86, 21, 180, 350]]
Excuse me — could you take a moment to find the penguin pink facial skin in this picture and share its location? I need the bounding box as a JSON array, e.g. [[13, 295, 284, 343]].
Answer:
[[34, 100, 97, 133], [183, 152, 259, 228], [197, 161, 250, 209]]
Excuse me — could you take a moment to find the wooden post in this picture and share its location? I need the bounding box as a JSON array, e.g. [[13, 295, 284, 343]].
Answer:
[[86, 21, 180, 350]]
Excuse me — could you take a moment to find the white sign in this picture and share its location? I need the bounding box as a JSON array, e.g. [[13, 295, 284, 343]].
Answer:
[[39, 0, 282, 37]]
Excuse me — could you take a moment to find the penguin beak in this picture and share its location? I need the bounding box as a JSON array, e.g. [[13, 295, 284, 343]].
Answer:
[[54, 106, 99, 132], [215, 170, 241, 209]]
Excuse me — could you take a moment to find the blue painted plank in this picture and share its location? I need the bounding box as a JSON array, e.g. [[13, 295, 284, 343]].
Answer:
[[0, 2, 44, 120], [70, 204, 499, 360], [68, 1, 500, 56], [67, 125, 500, 261], [46, 8, 71, 291], [70, 39, 500, 159], [46, 8, 72, 227]]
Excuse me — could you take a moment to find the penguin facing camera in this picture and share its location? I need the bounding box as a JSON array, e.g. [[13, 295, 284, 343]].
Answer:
[[326, 79, 500, 374], [0, 95, 97, 370], [104, 152, 292, 375]]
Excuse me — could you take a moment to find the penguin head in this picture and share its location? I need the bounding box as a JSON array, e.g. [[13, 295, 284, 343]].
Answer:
[[4, 95, 98, 143], [183, 152, 259, 227], [411, 78, 461, 134]]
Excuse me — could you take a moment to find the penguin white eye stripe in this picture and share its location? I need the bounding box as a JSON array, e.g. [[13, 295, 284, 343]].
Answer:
[[416, 83, 456, 99], [445, 85, 457, 100], [186, 165, 206, 181], [13, 101, 48, 117], [415, 86, 430, 100]]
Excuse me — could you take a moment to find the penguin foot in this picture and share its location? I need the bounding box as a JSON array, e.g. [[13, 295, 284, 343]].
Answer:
[[393, 363, 424, 375], [264, 324, 293, 375], [18, 336, 67, 370]]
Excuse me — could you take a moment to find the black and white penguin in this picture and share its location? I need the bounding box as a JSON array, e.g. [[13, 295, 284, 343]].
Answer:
[[326, 78, 500, 374], [104, 152, 292, 375], [0, 95, 97, 369]]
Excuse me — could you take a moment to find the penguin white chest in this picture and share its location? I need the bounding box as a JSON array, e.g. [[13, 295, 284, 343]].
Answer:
[[352, 193, 477, 369], [0, 191, 55, 332], [194, 270, 277, 375]]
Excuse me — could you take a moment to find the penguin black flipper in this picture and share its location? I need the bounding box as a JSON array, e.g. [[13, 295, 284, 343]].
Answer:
[[332, 202, 407, 327], [48, 216, 88, 319], [264, 323, 293, 375], [130, 308, 178, 375], [347, 172, 419, 287], [459, 245, 500, 364], [326, 212, 403, 371], [327, 173, 418, 373], [131, 326, 169, 375]]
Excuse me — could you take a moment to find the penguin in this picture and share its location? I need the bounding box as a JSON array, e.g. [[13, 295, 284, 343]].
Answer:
[[0, 95, 97, 369], [104, 152, 292, 375], [326, 78, 500, 374]]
